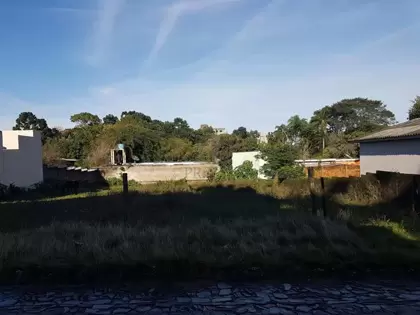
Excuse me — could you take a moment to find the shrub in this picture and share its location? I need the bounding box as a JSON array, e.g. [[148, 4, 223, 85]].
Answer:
[[277, 165, 305, 181], [213, 161, 259, 182], [233, 161, 258, 180]]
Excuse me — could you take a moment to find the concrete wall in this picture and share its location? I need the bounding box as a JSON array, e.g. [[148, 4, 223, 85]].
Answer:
[[0, 130, 43, 187], [101, 162, 218, 183], [43, 166, 107, 184], [231, 151, 268, 179], [360, 139, 420, 175]]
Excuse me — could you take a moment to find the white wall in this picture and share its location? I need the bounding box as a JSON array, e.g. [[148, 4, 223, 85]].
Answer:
[[232, 151, 268, 179], [0, 130, 43, 187], [360, 139, 420, 175]]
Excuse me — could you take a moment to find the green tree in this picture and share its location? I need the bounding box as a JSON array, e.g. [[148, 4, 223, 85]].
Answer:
[[212, 134, 238, 170], [121, 111, 152, 123], [259, 143, 301, 179], [271, 115, 313, 159], [63, 125, 103, 160], [309, 107, 329, 155], [107, 118, 161, 162], [13, 112, 58, 143], [103, 114, 119, 125], [232, 126, 248, 139], [408, 96, 420, 120], [315, 98, 395, 134], [212, 134, 260, 170], [160, 137, 196, 161], [70, 112, 101, 126]]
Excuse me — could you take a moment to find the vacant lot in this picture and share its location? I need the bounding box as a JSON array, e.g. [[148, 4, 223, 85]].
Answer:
[[0, 178, 420, 284]]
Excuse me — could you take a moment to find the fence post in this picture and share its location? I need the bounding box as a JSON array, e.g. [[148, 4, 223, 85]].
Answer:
[[320, 177, 327, 218], [308, 167, 317, 216], [122, 173, 128, 195]]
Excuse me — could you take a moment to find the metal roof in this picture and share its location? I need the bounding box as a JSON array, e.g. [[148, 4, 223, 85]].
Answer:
[[352, 118, 420, 142]]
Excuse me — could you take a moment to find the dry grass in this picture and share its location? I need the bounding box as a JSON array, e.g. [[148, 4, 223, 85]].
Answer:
[[1, 177, 420, 283]]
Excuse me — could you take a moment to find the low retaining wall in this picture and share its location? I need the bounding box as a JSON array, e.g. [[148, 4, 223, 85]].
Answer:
[[43, 166, 106, 184], [101, 162, 219, 183]]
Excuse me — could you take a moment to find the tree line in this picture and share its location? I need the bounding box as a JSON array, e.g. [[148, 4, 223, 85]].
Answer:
[[11, 96, 420, 179]]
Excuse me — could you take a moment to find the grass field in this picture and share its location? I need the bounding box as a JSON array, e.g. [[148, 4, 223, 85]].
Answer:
[[1, 178, 420, 284]]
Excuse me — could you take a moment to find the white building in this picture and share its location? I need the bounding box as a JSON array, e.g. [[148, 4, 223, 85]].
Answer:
[[214, 127, 227, 135], [258, 132, 268, 144], [232, 151, 268, 179], [0, 130, 43, 187]]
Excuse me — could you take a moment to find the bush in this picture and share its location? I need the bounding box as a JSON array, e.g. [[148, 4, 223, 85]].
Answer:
[[213, 161, 258, 182], [277, 165, 305, 181], [233, 161, 258, 180]]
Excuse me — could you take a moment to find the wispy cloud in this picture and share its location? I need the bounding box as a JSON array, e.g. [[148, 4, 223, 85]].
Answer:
[[145, 0, 241, 66], [43, 7, 95, 15], [85, 0, 126, 67]]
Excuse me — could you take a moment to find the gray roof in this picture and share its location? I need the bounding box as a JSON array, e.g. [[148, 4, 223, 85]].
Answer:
[[354, 118, 420, 142]]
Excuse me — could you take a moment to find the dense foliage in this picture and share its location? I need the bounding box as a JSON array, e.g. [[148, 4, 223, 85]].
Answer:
[[408, 96, 420, 120], [12, 97, 405, 179]]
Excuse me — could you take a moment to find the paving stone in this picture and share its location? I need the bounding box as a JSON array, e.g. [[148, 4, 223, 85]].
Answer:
[[273, 293, 288, 299], [176, 297, 191, 303], [296, 305, 312, 312], [112, 308, 130, 314], [366, 305, 382, 311], [135, 306, 152, 312], [197, 291, 211, 298], [220, 289, 232, 296], [0, 299, 17, 307], [0, 281, 420, 314]]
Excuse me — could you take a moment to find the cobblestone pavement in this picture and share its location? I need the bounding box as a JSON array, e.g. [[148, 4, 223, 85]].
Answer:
[[0, 280, 419, 314]]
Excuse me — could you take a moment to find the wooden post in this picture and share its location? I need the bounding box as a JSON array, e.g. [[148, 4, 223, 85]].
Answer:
[[122, 173, 128, 195], [320, 177, 327, 218], [308, 167, 317, 216]]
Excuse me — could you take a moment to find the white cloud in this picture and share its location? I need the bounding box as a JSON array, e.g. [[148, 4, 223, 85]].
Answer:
[[145, 0, 241, 66], [85, 0, 126, 66]]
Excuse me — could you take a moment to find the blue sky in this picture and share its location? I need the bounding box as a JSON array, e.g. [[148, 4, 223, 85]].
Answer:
[[1, 0, 420, 132]]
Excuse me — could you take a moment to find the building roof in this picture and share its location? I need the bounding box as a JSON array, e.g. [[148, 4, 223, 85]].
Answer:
[[353, 118, 420, 143]]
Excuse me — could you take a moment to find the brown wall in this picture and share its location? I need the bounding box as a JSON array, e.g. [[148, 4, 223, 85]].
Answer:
[[101, 163, 219, 183], [306, 164, 360, 178]]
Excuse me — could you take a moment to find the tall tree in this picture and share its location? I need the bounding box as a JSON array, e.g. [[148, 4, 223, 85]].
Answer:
[[70, 112, 101, 126], [103, 114, 119, 125], [271, 116, 313, 159], [408, 96, 420, 120], [232, 126, 248, 139], [13, 112, 57, 143], [121, 111, 152, 123], [319, 98, 396, 134], [309, 107, 330, 155]]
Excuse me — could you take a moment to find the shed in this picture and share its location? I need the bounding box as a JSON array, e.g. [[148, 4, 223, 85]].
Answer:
[[352, 118, 420, 175]]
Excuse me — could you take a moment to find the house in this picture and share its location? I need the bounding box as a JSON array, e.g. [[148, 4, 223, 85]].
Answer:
[[232, 151, 268, 179], [214, 127, 227, 135], [0, 130, 43, 187], [353, 118, 420, 175], [257, 132, 268, 144]]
